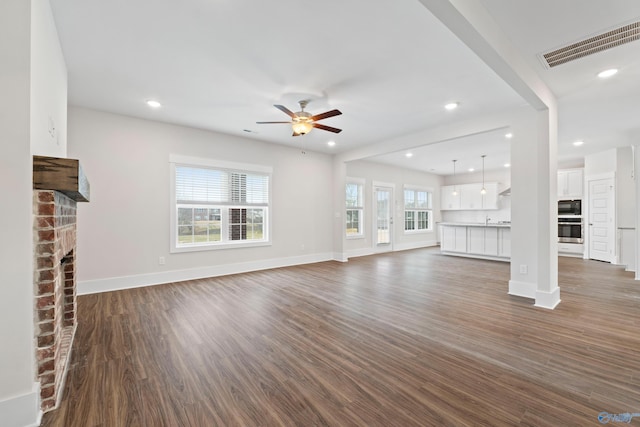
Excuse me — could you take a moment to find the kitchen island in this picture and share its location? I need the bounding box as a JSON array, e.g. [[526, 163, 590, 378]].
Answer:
[[439, 222, 510, 262]]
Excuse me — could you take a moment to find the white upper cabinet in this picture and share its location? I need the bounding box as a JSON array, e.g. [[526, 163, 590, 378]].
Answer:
[[557, 169, 583, 199], [441, 185, 461, 210], [460, 183, 483, 210], [481, 182, 498, 210], [441, 182, 499, 210]]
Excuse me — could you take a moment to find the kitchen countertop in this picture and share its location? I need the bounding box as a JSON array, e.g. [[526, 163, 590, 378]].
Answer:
[[438, 222, 511, 228]]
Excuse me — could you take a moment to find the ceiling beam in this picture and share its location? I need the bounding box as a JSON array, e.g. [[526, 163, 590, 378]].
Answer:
[[417, 0, 556, 112]]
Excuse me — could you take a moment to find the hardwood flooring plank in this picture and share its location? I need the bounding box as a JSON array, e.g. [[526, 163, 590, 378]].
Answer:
[[42, 248, 640, 426]]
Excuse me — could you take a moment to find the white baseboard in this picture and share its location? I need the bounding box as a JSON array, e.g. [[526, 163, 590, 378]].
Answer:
[[535, 287, 561, 310], [346, 241, 438, 260], [394, 240, 438, 252], [346, 247, 375, 259], [332, 252, 348, 262], [508, 280, 536, 299], [0, 383, 41, 427], [79, 252, 335, 295]]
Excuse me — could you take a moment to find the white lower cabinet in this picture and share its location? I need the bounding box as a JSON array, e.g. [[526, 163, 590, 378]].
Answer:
[[498, 228, 511, 257], [441, 226, 467, 252], [440, 224, 510, 261], [484, 227, 499, 256]]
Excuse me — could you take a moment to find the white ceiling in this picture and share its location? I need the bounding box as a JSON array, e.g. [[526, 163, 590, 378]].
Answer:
[[50, 0, 640, 176]]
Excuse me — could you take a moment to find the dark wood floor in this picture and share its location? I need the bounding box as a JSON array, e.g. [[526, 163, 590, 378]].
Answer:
[[42, 247, 640, 426]]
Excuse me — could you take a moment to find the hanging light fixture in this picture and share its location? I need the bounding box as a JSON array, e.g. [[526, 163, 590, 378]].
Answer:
[[480, 155, 487, 195], [452, 160, 458, 196]]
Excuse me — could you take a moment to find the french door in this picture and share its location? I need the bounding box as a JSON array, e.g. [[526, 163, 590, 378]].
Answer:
[[374, 184, 394, 253]]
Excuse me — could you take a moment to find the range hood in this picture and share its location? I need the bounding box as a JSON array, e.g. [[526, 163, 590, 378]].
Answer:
[[499, 187, 511, 197]]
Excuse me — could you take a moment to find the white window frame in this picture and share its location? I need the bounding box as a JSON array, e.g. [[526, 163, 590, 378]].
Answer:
[[170, 155, 272, 253], [346, 177, 365, 239], [403, 185, 433, 234]]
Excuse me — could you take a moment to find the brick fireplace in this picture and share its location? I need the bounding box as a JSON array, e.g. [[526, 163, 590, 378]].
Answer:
[[33, 156, 89, 412]]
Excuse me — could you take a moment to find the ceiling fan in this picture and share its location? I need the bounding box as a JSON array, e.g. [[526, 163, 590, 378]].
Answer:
[[256, 100, 342, 136]]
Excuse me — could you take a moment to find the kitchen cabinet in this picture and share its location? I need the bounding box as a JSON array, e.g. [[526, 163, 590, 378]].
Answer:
[[460, 183, 483, 210], [468, 226, 498, 256], [481, 182, 498, 210], [558, 169, 583, 199], [498, 228, 511, 257], [441, 186, 461, 210], [441, 182, 499, 210], [440, 223, 510, 261], [441, 225, 467, 252]]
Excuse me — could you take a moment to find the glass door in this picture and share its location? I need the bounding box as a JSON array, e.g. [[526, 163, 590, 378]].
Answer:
[[374, 185, 393, 252]]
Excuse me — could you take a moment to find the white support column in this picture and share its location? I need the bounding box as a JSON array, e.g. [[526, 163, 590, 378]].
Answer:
[[508, 110, 559, 308], [418, 0, 560, 308]]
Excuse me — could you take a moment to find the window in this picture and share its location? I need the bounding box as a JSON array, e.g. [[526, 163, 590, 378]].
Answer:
[[346, 180, 364, 237], [171, 157, 271, 252], [404, 188, 432, 232]]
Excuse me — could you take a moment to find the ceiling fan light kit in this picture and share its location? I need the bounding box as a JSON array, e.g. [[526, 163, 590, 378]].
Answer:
[[257, 100, 342, 137]]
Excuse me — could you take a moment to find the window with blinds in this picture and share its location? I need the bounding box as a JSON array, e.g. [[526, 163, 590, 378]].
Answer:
[[172, 163, 270, 250]]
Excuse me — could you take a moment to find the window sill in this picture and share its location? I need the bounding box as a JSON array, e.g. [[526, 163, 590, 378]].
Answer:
[[404, 230, 433, 235], [346, 235, 365, 240]]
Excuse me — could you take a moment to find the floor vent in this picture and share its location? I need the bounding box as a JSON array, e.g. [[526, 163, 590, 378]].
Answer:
[[541, 20, 640, 68]]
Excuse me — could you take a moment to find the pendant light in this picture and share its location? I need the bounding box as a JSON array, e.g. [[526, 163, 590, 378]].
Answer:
[[480, 155, 487, 195], [452, 160, 458, 196]]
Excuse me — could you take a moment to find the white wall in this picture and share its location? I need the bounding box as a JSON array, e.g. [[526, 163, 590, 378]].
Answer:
[[585, 148, 616, 176], [0, 0, 67, 425], [441, 168, 511, 223], [344, 160, 443, 256], [31, 0, 67, 157], [616, 146, 635, 229], [67, 107, 335, 293], [0, 2, 37, 424]]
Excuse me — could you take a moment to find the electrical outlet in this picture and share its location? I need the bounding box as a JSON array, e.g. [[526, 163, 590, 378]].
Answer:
[[519, 264, 528, 274], [159, 256, 166, 265]]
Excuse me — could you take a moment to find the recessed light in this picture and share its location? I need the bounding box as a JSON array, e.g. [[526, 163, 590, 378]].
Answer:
[[327, 141, 336, 147], [597, 68, 618, 78], [445, 102, 459, 111], [505, 133, 513, 139], [146, 100, 162, 108], [504, 163, 511, 168], [468, 168, 474, 172], [405, 152, 414, 158], [573, 140, 584, 146]]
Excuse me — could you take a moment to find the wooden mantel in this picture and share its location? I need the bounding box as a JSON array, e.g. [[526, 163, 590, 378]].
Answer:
[[33, 155, 90, 202]]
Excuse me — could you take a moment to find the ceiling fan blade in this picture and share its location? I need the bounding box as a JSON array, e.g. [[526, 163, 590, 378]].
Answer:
[[274, 104, 296, 118], [256, 121, 292, 124], [292, 132, 301, 137], [310, 109, 342, 122], [313, 123, 342, 133]]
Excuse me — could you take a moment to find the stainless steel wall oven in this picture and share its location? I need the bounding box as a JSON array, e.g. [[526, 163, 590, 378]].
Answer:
[[558, 217, 583, 243]]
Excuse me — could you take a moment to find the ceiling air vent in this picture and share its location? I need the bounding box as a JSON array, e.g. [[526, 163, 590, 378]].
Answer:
[[541, 20, 640, 68]]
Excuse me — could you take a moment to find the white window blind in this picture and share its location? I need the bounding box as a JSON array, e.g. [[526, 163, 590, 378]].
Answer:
[[176, 166, 269, 206], [172, 162, 270, 252]]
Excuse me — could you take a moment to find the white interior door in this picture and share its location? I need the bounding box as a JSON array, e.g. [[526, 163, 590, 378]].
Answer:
[[374, 186, 393, 252], [588, 178, 615, 262]]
